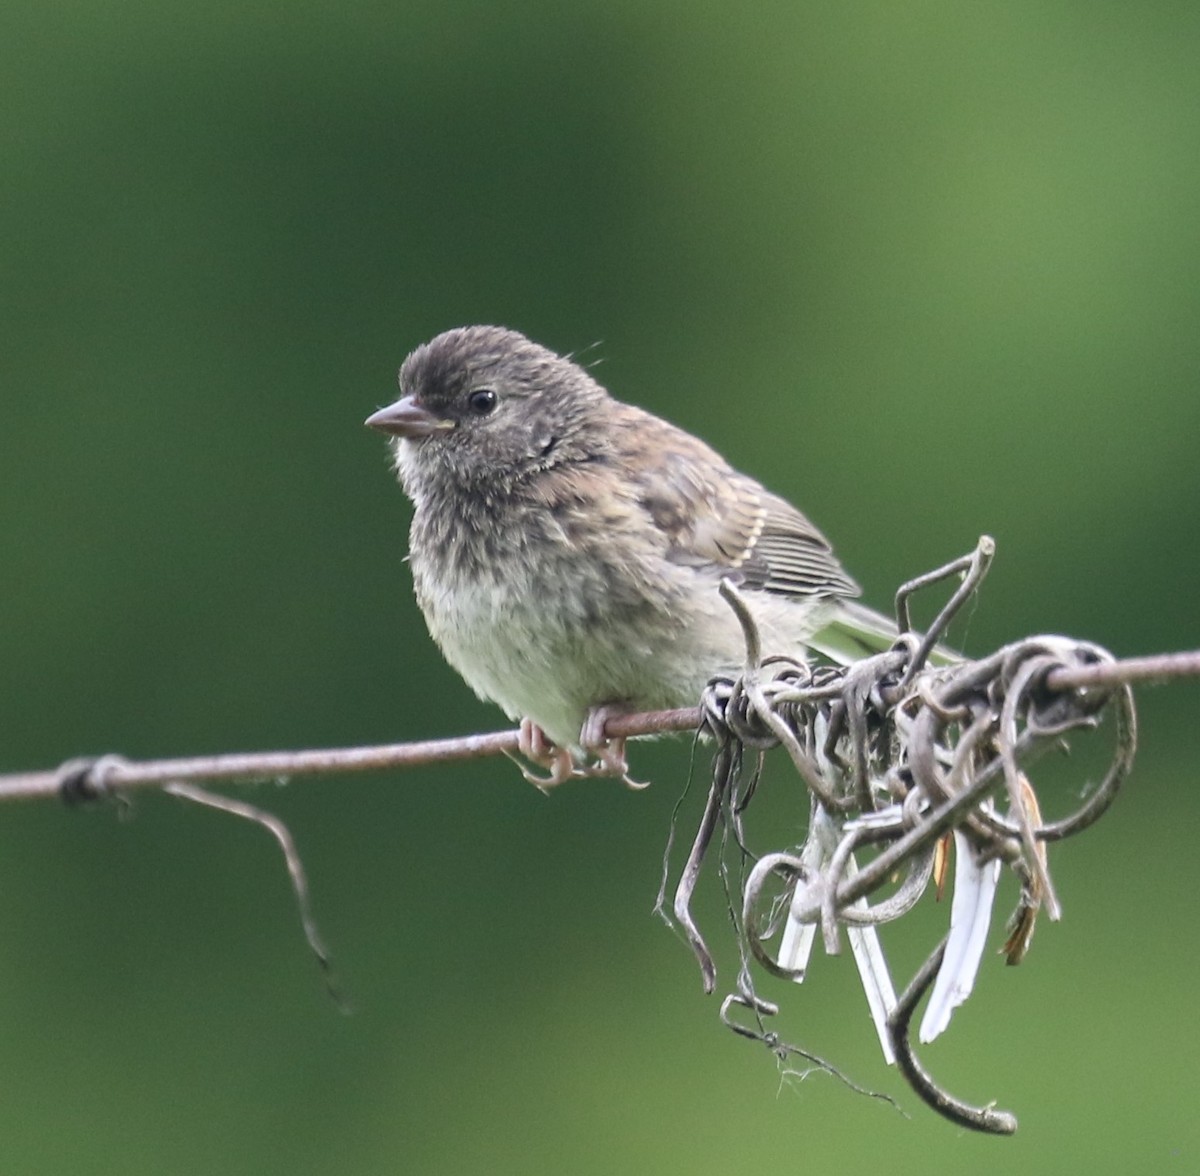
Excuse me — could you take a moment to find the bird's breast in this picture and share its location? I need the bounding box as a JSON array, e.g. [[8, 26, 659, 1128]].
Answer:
[[403, 492, 831, 747], [405, 497, 694, 743]]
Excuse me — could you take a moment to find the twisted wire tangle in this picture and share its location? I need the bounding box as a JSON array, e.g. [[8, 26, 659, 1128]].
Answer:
[[666, 538, 1139, 1134]]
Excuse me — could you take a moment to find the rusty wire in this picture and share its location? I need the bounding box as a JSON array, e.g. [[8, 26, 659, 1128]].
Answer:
[[666, 537, 1138, 1134]]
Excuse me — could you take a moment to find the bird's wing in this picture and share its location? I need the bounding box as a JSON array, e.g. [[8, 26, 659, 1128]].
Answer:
[[616, 408, 861, 600]]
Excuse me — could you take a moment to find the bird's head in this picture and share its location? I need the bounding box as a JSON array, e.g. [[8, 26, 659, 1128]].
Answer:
[[367, 325, 608, 500]]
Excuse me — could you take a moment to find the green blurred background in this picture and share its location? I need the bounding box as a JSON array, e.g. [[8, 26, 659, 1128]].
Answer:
[[2, 1, 1198, 1171]]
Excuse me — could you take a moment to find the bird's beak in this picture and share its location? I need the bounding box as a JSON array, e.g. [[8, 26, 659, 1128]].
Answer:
[[364, 396, 454, 438]]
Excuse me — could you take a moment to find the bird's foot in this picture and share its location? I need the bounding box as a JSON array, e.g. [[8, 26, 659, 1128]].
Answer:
[[510, 710, 649, 793], [512, 718, 579, 793], [577, 705, 650, 791]]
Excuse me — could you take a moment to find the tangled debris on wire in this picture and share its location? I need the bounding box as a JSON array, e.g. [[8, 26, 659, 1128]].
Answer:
[[11, 533, 1167, 1132], [662, 537, 1137, 1135]]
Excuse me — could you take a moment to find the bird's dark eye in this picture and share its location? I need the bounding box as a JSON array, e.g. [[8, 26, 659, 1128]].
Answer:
[[467, 389, 498, 416]]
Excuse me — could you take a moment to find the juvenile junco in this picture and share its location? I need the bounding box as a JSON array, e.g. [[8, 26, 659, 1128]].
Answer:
[[367, 326, 898, 786]]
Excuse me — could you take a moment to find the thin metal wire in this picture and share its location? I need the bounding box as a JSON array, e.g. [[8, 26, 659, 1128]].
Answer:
[[165, 782, 348, 1011]]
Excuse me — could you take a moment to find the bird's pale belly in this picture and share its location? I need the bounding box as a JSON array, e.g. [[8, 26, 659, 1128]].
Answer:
[[411, 547, 831, 749], [413, 558, 677, 746]]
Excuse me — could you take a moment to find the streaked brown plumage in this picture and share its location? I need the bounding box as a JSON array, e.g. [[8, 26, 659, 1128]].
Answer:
[[367, 326, 895, 777]]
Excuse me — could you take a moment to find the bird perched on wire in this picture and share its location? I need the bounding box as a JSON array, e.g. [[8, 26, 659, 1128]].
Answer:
[[367, 326, 898, 788]]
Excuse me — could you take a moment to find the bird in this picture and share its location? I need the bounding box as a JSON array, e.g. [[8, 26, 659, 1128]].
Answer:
[[366, 325, 900, 788]]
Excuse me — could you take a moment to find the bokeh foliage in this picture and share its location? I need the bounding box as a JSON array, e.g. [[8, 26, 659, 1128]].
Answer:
[[2, 2, 1198, 1172]]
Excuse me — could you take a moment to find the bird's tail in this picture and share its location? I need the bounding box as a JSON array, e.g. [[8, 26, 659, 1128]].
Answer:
[[808, 599, 958, 667]]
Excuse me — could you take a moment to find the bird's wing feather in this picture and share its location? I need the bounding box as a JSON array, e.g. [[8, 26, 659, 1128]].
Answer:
[[614, 407, 861, 600]]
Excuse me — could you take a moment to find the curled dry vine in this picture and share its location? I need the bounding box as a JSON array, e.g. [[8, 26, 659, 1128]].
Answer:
[[661, 538, 1137, 1134]]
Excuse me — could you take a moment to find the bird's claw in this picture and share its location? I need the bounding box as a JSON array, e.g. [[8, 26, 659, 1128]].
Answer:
[[511, 718, 580, 792], [510, 713, 649, 793], [580, 705, 650, 790]]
